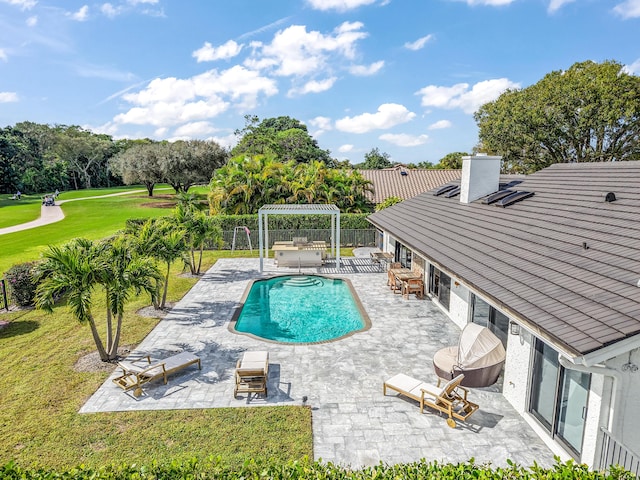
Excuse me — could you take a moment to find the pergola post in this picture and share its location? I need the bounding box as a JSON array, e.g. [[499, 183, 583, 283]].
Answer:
[[258, 209, 264, 272], [336, 209, 341, 270]]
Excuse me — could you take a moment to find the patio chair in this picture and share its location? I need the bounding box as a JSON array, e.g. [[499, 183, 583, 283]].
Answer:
[[234, 351, 269, 398], [383, 373, 478, 428], [112, 351, 201, 397], [402, 278, 424, 299]]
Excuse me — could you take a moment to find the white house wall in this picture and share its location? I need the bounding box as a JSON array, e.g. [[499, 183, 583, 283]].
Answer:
[[448, 280, 469, 330], [503, 329, 533, 414], [605, 349, 640, 457]]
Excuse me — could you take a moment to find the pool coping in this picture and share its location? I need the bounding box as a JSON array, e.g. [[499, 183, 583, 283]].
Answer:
[[227, 273, 372, 346]]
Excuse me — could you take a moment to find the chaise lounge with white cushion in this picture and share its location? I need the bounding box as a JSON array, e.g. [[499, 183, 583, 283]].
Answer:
[[383, 373, 478, 428], [234, 350, 269, 398]]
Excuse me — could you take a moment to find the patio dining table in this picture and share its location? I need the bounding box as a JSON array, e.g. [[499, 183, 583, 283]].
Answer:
[[388, 267, 422, 293]]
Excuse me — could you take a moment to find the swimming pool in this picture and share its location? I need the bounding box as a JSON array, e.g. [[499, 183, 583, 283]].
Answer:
[[231, 275, 370, 344]]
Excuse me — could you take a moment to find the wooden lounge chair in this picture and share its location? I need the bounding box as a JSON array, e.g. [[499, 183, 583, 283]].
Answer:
[[383, 373, 478, 428], [234, 351, 269, 398], [112, 351, 201, 397]]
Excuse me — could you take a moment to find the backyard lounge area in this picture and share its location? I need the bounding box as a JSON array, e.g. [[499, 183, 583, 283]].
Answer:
[[81, 257, 556, 468]]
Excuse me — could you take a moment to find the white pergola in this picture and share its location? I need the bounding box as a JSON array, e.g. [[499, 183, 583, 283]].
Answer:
[[258, 204, 341, 272]]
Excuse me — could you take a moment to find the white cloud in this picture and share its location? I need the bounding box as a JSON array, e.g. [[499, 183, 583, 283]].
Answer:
[[1, 0, 37, 10], [26, 15, 37, 26], [288, 77, 336, 96], [0, 49, 7, 62], [428, 119, 452, 130], [114, 66, 278, 128], [613, 0, 640, 18], [173, 121, 218, 137], [349, 60, 384, 76], [404, 35, 433, 51], [68, 5, 89, 21], [308, 115, 333, 136], [547, 0, 574, 13], [623, 58, 640, 75], [245, 21, 368, 77], [128, 0, 158, 4], [379, 133, 429, 147], [0, 92, 19, 102], [416, 78, 519, 114], [335, 103, 416, 133], [338, 144, 354, 153], [308, 116, 333, 131], [306, 0, 377, 12], [192, 40, 243, 62], [208, 133, 237, 149], [154, 127, 168, 137], [101, 3, 123, 18]]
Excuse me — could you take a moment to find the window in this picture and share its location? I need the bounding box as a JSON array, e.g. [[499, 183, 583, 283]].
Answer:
[[394, 242, 412, 269], [429, 265, 450, 310], [529, 339, 591, 458], [470, 295, 509, 348]]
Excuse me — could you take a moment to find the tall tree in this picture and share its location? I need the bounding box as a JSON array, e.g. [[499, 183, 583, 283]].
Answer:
[[435, 152, 468, 169], [232, 115, 335, 167], [359, 148, 393, 169], [160, 139, 228, 193], [110, 140, 164, 196], [55, 126, 114, 189], [475, 60, 640, 173]]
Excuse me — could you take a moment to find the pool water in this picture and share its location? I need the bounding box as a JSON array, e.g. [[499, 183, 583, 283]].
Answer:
[[233, 275, 368, 343]]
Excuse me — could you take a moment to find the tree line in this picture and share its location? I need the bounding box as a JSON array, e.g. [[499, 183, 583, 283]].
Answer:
[[0, 122, 228, 196]]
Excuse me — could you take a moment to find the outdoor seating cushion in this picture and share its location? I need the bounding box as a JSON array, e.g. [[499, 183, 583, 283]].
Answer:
[[238, 351, 269, 371], [384, 373, 441, 401]]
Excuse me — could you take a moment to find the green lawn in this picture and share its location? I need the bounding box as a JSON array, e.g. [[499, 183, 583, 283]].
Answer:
[[0, 194, 173, 275], [0, 196, 44, 228], [0, 252, 312, 469]]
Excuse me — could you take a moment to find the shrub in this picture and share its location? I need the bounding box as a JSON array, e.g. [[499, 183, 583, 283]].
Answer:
[[0, 458, 635, 479], [376, 196, 403, 211], [4, 261, 40, 307]]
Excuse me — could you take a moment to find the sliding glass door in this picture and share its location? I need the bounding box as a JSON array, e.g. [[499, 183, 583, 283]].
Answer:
[[428, 265, 450, 310], [529, 339, 591, 458]]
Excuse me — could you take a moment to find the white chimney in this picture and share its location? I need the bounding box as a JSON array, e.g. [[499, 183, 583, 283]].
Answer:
[[460, 154, 502, 204]]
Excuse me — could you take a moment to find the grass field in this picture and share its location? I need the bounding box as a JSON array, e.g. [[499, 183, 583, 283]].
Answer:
[[0, 191, 173, 275], [0, 187, 315, 469], [0, 252, 312, 469]]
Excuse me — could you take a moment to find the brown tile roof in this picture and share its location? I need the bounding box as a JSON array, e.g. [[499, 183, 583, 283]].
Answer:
[[368, 161, 640, 357], [358, 166, 461, 203]]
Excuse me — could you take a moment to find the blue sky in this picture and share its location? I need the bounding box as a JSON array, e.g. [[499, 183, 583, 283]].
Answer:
[[0, 0, 638, 164]]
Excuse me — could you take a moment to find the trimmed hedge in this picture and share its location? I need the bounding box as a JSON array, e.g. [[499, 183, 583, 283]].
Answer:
[[127, 213, 373, 232], [0, 458, 634, 479]]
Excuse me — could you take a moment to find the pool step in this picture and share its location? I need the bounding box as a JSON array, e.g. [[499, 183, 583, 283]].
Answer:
[[282, 276, 324, 287]]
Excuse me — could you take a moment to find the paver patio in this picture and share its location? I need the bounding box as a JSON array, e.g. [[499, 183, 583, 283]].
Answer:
[[81, 257, 555, 469]]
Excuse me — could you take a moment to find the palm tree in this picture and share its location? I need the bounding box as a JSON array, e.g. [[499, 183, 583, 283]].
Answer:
[[135, 219, 188, 309], [174, 204, 223, 275], [34, 237, 162, 362]]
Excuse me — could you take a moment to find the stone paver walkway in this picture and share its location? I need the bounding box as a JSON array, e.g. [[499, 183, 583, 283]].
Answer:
[[80, 257, 555, 469]]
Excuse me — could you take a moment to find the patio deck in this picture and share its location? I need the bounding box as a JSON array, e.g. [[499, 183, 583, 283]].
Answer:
[[80, 257, 555, 469]]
